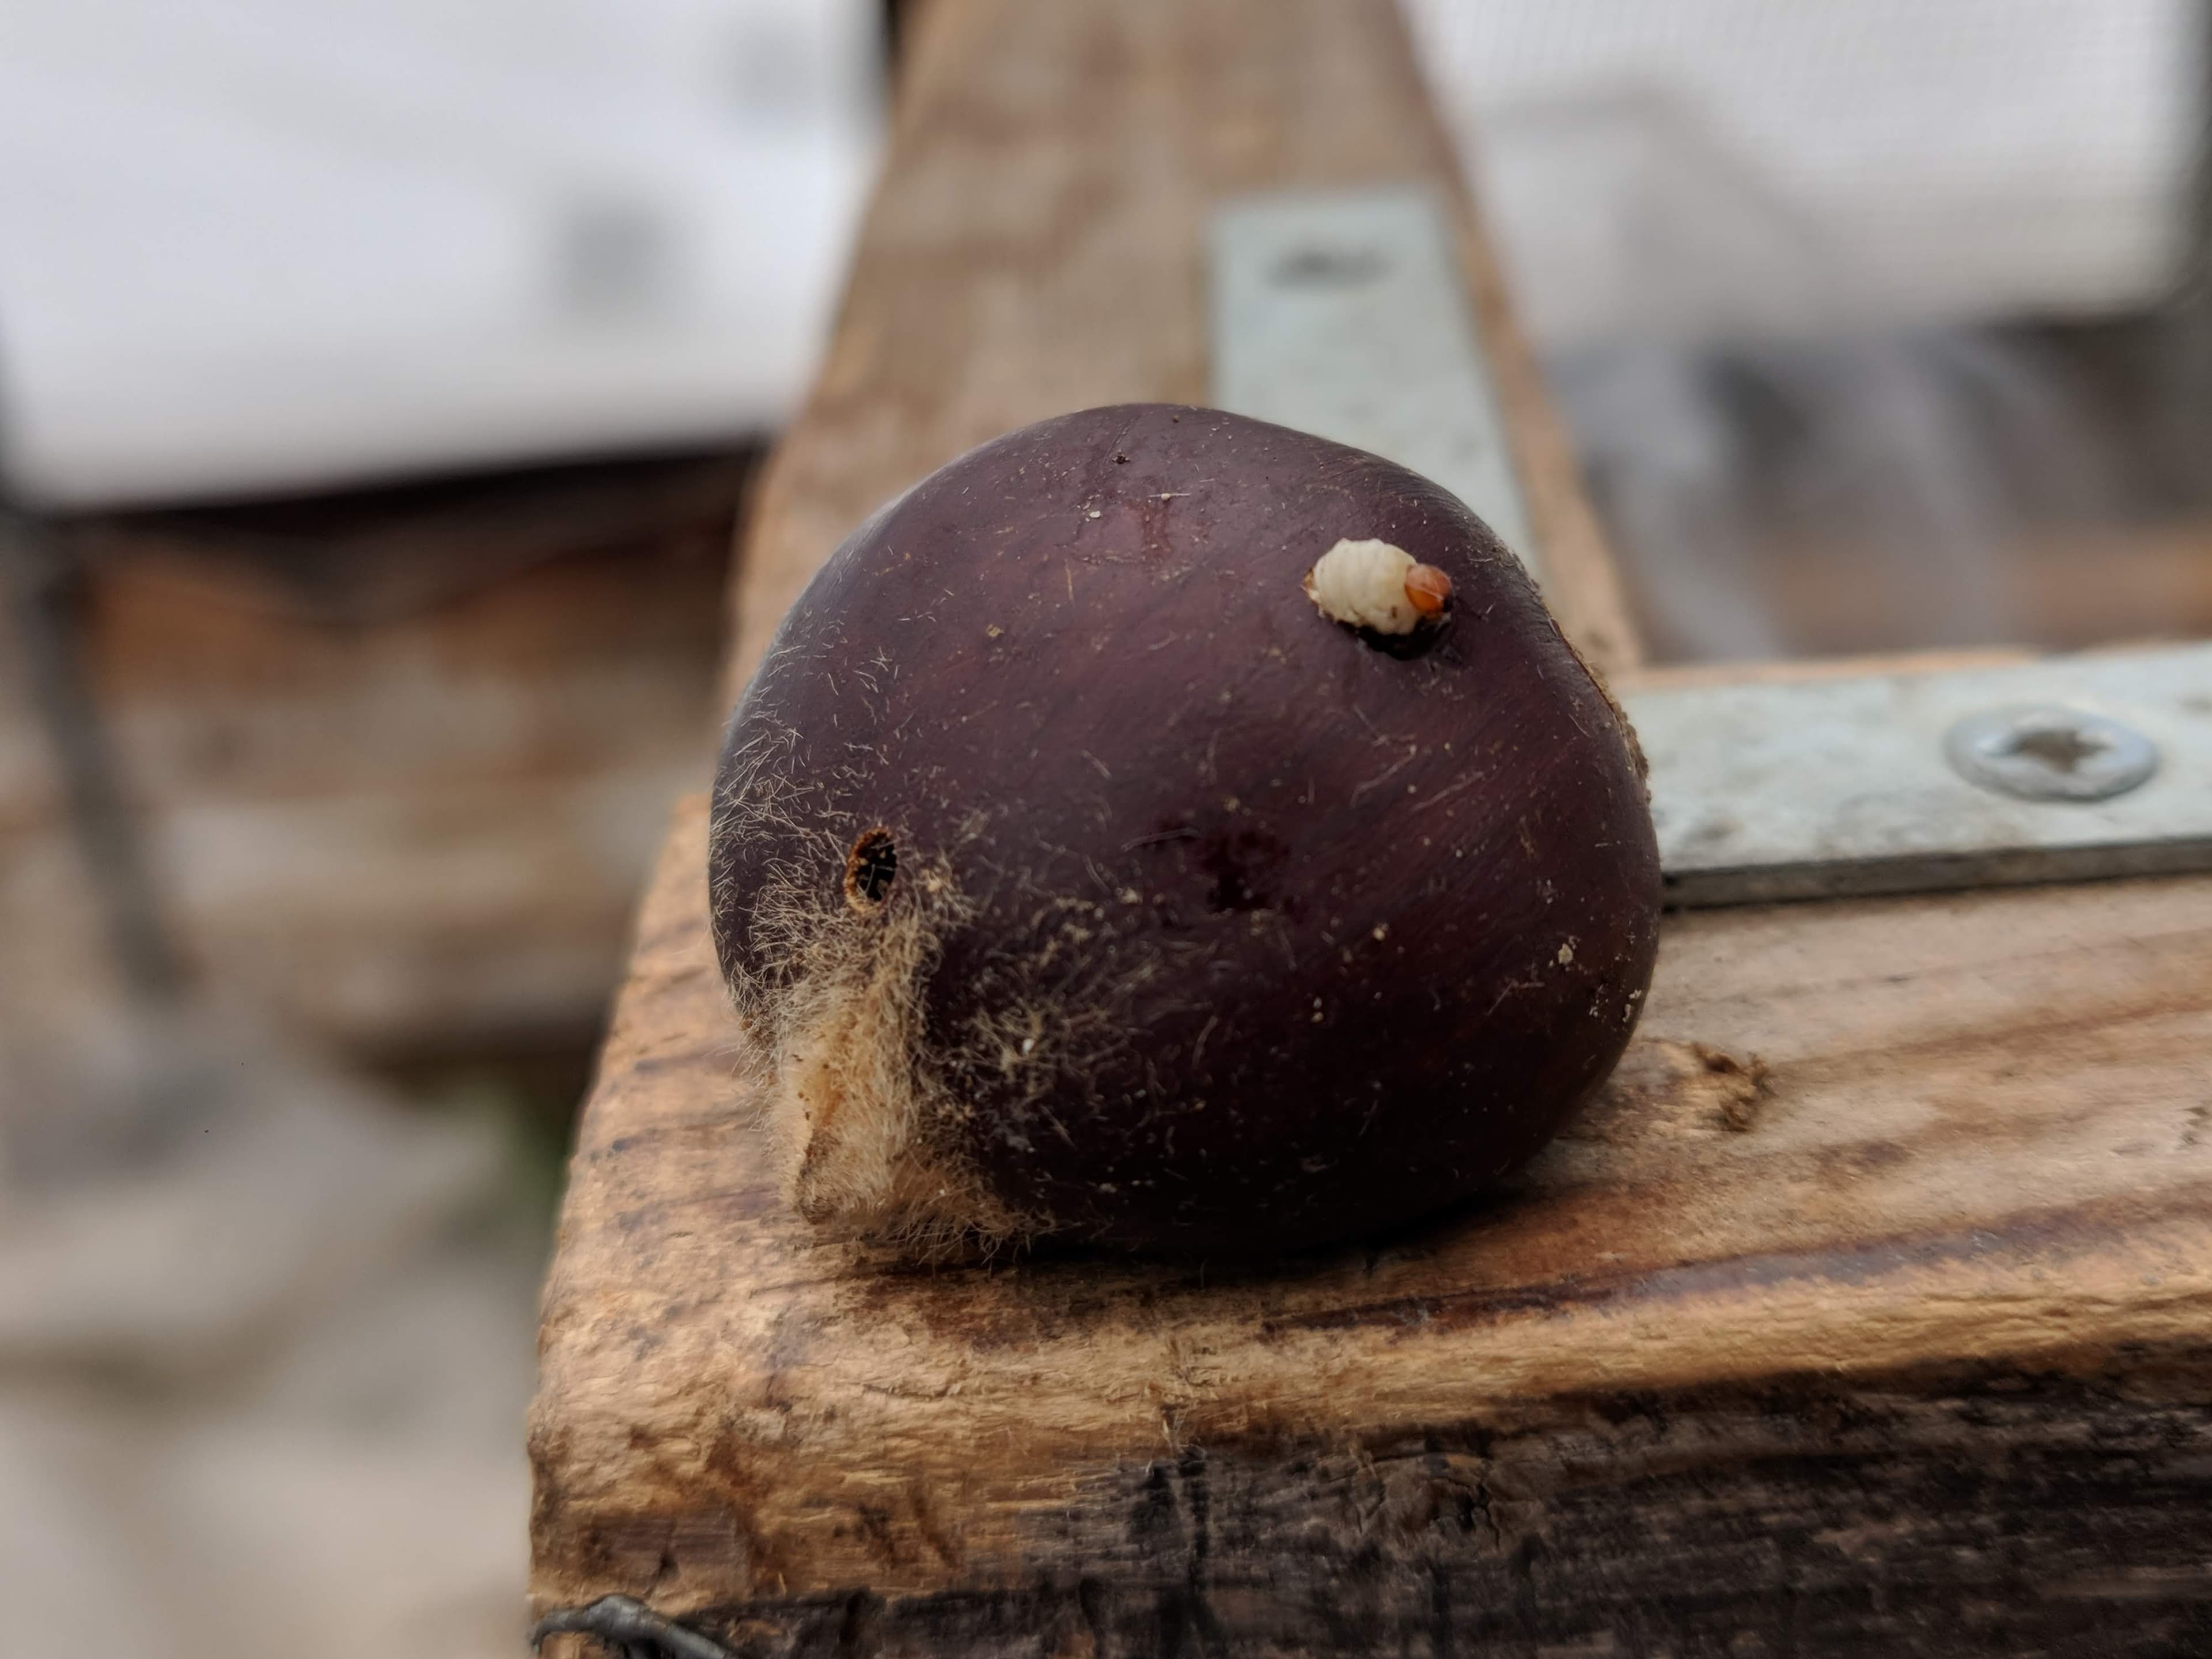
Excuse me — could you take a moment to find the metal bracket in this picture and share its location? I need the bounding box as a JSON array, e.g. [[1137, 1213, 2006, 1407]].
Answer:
[[1624, 648, 2212, 906], [1209, 188, 1537, 574]]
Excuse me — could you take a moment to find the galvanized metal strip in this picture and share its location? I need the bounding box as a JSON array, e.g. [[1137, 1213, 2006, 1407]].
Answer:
[[1208, 188, 1538, 575], [1624, 646, 2212, 906]]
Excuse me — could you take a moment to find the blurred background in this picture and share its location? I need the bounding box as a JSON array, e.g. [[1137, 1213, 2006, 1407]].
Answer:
[[1407, 0, 2211, 663], [1, 1, 2206, 1652]]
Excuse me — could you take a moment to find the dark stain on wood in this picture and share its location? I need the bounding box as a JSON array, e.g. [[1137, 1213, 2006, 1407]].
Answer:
[[642, 1359, 2212, 1657]]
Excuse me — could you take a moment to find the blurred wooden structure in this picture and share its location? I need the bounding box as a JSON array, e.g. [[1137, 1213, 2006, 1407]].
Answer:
[[1, 452, 744, 1066], [529, 1, 2212, 1653]]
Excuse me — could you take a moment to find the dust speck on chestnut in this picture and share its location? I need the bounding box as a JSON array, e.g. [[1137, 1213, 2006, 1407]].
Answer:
[[709, 403, 1660, 1259]]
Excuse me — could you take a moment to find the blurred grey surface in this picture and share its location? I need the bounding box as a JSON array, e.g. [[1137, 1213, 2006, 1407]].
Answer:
[[1406, 0, 2212, 662], [0, 918, 543, 1656], [1404, 0, 2192, 347], [0, 0, 881, 507], [0, 3, 880, 1651]]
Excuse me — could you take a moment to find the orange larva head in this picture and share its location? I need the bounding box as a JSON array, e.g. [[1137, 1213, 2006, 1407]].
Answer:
[[1404, 562, 1453, 618]]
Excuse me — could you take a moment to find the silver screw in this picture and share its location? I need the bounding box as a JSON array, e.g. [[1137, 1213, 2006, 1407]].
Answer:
[[1944, 703, 2158, 802]]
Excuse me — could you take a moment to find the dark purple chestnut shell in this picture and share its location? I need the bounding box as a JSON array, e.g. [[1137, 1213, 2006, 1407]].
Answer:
[[710, 404, 1658, 1257]]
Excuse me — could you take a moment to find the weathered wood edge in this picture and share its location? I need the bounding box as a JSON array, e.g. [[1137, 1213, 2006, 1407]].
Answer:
[[656, 1362, 2212, 1657]]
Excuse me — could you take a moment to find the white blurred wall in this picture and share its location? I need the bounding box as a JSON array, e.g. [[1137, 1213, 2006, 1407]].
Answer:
[[1403, 0, 2198, 350], [0, 0, 881, 507]]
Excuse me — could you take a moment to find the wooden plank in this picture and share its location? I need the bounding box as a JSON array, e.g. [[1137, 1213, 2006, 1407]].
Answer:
[[2, 455, 743, 1057], [722, 0, 1639, 706], [530, 1, 2212, 1650], [533, 797, 2212, 1652]]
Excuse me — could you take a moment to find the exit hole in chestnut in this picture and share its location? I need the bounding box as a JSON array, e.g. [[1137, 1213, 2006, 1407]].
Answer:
[[844, 829, 898, 911], [1364, 622, 1447, 662]]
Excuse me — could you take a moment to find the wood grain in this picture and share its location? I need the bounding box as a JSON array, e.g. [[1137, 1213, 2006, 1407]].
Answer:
[[532, 0, 2212, 1649], [532, 797, 2212, 1650]]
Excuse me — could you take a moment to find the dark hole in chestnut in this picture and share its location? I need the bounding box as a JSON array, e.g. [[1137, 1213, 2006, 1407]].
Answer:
[[843, 829, 897, 911], [1359, 617, 1449, 661], [709, 404, 1660, 1262]]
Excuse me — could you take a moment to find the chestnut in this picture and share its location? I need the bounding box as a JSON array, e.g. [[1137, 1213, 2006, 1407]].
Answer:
[[710, 404, 1659, 1257]]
